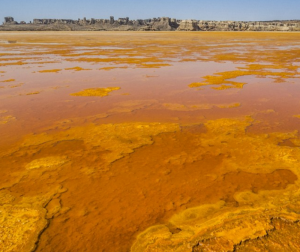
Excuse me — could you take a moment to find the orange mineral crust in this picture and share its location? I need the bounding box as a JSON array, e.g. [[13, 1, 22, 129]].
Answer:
[[0, 31, 300, 252]]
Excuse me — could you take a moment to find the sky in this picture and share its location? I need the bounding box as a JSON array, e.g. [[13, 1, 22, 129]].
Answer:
[[1, 0, 300, 23]]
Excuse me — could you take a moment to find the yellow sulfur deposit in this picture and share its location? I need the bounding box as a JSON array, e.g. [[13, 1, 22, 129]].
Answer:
[[189, 68, 295, 90], [0, 186, 67, 252], [163, 103, 213, 111], [71, 87, 121, 97], [26, 91, 40, 95], [131, 117, 300, 251], [0, 121, 180, 252], [38, 69, 61, 73], [1, 79, 15, 82], [65, 66, 91, 71], [0, 115, 16, 124], [0, 206, 48, 252], [26, 156, 69, 170], [216, 102, 241, 108], [163, 103, 241, 111]]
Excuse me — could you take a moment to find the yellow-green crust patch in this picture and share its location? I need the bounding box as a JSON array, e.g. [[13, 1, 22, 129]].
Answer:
[[71, 87, 121, 97]]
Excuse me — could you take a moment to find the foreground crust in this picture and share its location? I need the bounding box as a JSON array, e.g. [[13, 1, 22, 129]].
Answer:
[[131, 117, 300, 252]]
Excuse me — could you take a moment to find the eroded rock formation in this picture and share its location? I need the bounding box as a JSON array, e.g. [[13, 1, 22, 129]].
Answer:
[[1, 16, 300, 31], [178, 20, 199, 31], [3, 16, 17, 25]]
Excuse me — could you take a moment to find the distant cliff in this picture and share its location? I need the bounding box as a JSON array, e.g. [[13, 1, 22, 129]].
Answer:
[[1, 16, 300, 31]]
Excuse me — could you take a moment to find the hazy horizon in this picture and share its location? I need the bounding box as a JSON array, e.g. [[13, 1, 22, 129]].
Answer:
[[1, 0, 300, 23]]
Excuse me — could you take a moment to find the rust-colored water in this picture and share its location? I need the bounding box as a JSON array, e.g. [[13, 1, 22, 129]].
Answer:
[[0, 32, 300, 252]]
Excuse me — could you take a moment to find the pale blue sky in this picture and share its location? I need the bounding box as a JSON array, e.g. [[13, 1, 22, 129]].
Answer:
[[2, 0, 300, 23]]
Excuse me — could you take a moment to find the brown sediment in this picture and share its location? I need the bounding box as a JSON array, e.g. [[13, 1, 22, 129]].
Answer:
[[71, 87, 121, 97], [189, 215, 300, 252], [190, 215, 300, 252], [233, 218, 300, 252]]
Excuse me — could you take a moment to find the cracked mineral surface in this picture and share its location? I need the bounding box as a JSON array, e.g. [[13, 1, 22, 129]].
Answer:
[[0, 31, 300, 252]]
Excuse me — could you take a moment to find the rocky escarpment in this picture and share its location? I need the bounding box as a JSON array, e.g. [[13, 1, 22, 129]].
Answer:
[[178, 20, 199, 31], [1, 16, 300, 31]]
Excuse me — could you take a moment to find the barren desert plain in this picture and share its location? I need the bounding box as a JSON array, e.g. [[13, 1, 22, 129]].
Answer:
[[1, 31, 300, 251]]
